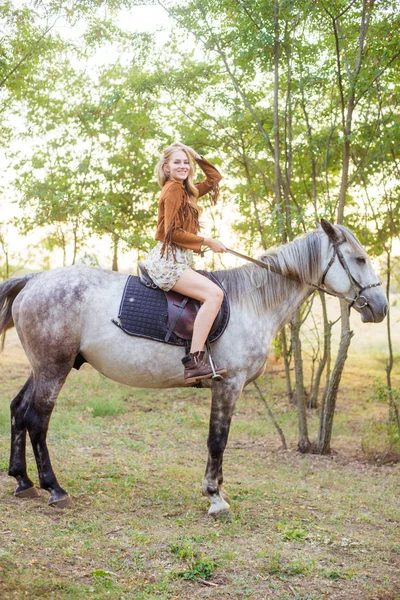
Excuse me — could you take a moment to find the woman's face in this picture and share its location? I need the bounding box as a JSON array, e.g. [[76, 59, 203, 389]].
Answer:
[[165, 150, 190, 182]]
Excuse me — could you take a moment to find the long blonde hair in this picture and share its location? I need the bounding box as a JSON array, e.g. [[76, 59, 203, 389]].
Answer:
[[155, 143, 199, 201]]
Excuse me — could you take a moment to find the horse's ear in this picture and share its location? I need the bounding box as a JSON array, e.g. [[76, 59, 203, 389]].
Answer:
[[320, 218, 339, 242]]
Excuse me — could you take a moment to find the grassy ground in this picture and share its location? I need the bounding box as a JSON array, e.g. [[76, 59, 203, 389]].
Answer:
[[1, 313, 399, 599]]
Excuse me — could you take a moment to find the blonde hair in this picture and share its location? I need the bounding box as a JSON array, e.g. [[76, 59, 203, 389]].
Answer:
[[155, 143, 199, 201]]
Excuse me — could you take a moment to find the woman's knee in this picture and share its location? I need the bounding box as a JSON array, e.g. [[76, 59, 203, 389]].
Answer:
[[203, 285, 224, 307]]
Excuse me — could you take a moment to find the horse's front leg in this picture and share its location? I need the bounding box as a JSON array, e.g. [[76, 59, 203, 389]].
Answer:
[[203, 380, 243, 516]]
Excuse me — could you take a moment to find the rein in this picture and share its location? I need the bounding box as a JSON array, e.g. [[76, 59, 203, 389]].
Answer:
[[225, 241, 382, 310]]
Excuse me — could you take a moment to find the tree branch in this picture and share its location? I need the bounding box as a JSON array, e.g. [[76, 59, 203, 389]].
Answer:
[[0, 10, 61, 89]]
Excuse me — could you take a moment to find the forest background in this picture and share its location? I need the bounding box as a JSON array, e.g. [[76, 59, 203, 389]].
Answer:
[[0, 0, 399, 455]]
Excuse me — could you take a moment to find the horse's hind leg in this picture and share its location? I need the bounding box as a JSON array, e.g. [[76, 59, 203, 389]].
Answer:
[[24, 371, 72, 507], [203, 381, 243, 516], [9, 374, 40, 498], [10, 368, 72, 506]]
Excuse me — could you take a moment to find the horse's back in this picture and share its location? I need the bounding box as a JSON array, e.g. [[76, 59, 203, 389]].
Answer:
[[13, 266, 127, 315], [11, 266, 128, 371]]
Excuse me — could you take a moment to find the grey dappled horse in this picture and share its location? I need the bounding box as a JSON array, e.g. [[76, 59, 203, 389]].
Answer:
[[0, 221, 388, 515]]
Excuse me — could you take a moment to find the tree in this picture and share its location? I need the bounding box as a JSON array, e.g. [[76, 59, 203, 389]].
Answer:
[[11, 19, 163, 267], [155, 0, 400, 452]]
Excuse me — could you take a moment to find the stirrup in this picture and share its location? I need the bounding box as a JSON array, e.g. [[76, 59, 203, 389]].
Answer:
[[206, 341, 224, 381]]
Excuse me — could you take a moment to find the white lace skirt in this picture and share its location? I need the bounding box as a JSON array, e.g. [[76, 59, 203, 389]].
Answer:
[[144, 242, 195, 291]]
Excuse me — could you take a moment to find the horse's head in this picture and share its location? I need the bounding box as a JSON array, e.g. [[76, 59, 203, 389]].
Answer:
[[318, 219, 388, 323]]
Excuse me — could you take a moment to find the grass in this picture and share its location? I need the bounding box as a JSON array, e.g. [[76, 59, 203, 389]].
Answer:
[[0, 327, 399, 599]]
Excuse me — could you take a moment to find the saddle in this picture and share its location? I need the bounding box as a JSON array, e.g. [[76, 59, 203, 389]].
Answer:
[[111, 264, 230, 347]]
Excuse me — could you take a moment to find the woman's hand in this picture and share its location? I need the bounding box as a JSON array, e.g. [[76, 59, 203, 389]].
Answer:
[[174, 142, 200, 160], [203, 238, 227, 253]]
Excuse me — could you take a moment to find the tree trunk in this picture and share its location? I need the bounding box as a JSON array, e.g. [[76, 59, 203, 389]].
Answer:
[[317, 302, 354, 453], [291, 310, 310, 452], [59, 227, 67, 267], [316, 1, 371, 453], [309, 292, 331, 408], [385, 251, 400, 429], [281, 327, 293, 401], [273, 0, 286, 243], [0, 231, 10, 279], [72, 217, 79, 265], [112, 235, 119, 272], [253, 381, 287, 450]]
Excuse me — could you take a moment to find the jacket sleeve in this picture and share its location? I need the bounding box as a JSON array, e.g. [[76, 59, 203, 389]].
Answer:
[[195, 157, 222, 203], [163, 183, 204, 252]]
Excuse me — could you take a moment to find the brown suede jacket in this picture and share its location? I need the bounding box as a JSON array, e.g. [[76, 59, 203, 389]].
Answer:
[[154, 157, 222, 254]]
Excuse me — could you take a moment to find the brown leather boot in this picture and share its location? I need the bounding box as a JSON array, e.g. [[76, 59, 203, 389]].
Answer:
[[183, 351, 227, 384]]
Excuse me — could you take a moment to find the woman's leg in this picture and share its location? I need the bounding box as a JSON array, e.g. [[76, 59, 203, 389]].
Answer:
[[171, 268, 224, 353]]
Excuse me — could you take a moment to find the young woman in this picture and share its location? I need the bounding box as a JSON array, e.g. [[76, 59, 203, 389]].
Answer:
[[145, 142, 227, 384]]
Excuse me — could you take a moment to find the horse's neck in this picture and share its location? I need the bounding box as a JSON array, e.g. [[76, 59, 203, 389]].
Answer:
[[270, 281, 313, 333], [219, 233, 323, 336], [262, 235, 322, 329]]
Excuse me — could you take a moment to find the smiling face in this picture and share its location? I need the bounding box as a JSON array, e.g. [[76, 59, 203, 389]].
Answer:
[[165, 150, 190, 182]]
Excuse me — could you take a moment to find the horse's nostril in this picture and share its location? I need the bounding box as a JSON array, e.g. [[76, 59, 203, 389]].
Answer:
[[384, 303, 389, 316]]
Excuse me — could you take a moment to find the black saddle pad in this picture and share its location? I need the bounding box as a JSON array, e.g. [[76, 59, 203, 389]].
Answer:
[[113, 272, 230, 346]]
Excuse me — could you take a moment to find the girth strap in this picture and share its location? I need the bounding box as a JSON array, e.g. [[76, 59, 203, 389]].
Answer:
[[165, 296, 190, 342]]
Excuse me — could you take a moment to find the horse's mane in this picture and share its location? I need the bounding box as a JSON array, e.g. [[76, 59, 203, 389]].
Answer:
[[213, 226, 365, 315]]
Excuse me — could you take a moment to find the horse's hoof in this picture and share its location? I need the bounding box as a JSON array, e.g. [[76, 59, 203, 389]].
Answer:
[[49, 494, 72, 508], [208, 496, 230, 517], [220, 489, 231, 505], [15, 486, 40, 499], [208, 506, 231, 520]]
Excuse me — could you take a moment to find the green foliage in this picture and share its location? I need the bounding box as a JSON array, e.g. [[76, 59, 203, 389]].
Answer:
[[360, 379, 400, 455], [169, 541, 195, 560], [258, 551, 315, 578], [169, 539, 218, 580], [4, 0, 400, 264], [276, 519, 308, 542], [86, 398, 125, 418], [160, 0, 400, 253], [172, 556, 218, 581]]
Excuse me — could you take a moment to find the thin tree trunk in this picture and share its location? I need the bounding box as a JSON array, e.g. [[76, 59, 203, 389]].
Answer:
[[291, 310, 310, 452], [317, 302, 354, 453], [253, 381, 287, 449], [59, 227, 67, 267], [309, 292, 331, 408], [112, 235, 119, 272], [317, 0, 371, 454], [281, 327, 293, 401], [0, 233, 9, 279], [385, 251, 400, 430], [72, 217, 79, 265], [273, 0, 286, 243]]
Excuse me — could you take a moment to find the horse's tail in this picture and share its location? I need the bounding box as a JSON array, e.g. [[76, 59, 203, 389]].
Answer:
[[0, 274, 37, 341]]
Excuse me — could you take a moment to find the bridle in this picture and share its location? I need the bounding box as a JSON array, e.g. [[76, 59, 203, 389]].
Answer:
[[319, 239, 382, 309], [225, 238, 382, 311]]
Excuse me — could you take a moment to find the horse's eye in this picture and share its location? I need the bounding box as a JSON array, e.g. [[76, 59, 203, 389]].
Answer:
[[356, 257, 366, 265]]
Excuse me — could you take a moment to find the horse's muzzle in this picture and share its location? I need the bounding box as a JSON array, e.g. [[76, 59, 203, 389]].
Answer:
[[359, 299, 388, 323]]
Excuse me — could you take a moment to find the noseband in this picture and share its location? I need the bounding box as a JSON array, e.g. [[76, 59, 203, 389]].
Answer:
[[320, 240, 382, 309]]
